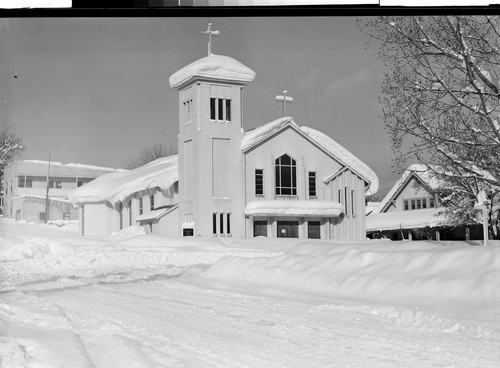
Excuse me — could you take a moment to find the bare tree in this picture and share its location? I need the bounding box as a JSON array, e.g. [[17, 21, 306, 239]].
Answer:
[[359, 16, 500, 235], [1, 124, 23, 185], [126, 142, 177, 169]]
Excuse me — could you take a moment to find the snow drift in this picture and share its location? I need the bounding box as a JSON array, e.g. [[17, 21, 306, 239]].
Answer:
[[204, 240, 500, 323]]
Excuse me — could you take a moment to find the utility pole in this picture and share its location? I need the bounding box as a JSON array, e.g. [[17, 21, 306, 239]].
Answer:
[[474, 190, 489, 246], [44, 152, 51, 223]]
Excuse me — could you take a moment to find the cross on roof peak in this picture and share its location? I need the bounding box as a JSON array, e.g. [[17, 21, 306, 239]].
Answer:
[[201, 23, 220, 56], [275, 90, 294, 117]]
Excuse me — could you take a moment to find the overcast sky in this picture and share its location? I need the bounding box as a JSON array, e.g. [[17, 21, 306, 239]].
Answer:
[[1, 16, 397, 195]]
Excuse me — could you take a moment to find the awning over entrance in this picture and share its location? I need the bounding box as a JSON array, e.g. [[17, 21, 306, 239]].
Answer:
[[245, 200, 344, 218]]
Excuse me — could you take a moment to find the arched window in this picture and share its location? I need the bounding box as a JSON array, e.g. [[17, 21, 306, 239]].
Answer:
[[275, 154, 297, 195]]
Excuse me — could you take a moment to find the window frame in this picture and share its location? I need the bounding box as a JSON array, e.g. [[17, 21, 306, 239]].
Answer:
[[308, 171, 317, 197], [275, 154, 297, 196], [149, 195, 155, 211], [255, 169, 264, 196]]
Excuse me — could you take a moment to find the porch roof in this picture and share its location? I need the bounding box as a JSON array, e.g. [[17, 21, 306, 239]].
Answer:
[[245, 200, 344, 218], [366, 208, 448, 232], [135, 205, 177, 222]]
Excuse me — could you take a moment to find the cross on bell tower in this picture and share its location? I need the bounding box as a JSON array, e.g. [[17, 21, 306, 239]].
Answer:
[[201, 23, 220, 56], [275, 90, 294, 117]]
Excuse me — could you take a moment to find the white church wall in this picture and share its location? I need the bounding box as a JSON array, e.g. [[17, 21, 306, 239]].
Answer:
[[152, 207, 179, 237], [244, 126, 344, 204], [243, 126, 370, 239], [328, 169, 367, 240], [81, 202, 117, 237]]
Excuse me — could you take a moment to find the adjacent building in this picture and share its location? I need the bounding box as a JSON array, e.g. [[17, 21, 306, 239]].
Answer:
[[2, 160, 116, 223], [366, 164, 483, 240]]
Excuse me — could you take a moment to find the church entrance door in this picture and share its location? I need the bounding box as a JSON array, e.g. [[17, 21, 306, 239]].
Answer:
[[277, 221, 299, 238]]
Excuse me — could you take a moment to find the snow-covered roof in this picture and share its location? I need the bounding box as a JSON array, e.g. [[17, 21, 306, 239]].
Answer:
[[9, 159, 118, 172], [366, 208, 448, 232], [169, 54, 256, 89], [373, 164, 441, 214], [365, 201, 380, 215], [245, 200, 344, 217], [68, 155, 178, 206], [241, 117, 379, 195], [13, 194, 74, 204]]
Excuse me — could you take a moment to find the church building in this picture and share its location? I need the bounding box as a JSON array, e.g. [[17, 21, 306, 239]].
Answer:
[[70, 24, 378, 240]]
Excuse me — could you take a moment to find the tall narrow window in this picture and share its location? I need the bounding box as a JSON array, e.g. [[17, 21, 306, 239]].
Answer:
[[345, 187, 349, 216], [18, 176, 25, 188], [128, 200, 132, 226], [404, 200, 409, 211], [184, 99, 192, 122], [411, 200, 416, 210], [139, 197, 143, 215], [210, 98, 216, 120], [213, 213, 217, 235], [218, 98, 224, 120], [255, 169, 264, 195], [220, 213, 224, 234], [275, 154, 297, 196], [226, 213, 231, 235], [225, 99, 231, 121], [308, 172, 316, 197], [429, 197, 435, 208], [150, 195, 155, 211], [351, 190, 355, 217], [118, 203, 123, 230]]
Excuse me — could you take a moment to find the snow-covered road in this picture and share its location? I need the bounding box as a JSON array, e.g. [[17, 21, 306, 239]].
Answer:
[[1, 220, 499, 367], [2, 270, 497, 368]]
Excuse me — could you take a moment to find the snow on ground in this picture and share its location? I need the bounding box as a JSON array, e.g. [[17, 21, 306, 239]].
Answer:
[[1, 218, 499, 367]]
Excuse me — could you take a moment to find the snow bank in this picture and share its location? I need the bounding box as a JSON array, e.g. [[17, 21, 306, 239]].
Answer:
[[0, 236, 74, 261], [245, 200, 344, 217], [107, 225, 147, 241], [169, 54, 256, 89], [204, 240, 500, 323], [68, 155, 178, 205], [366, 208, 447, 231]]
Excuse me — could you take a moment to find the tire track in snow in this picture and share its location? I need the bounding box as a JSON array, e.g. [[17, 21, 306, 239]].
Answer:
[[34, 278, 500, 368]]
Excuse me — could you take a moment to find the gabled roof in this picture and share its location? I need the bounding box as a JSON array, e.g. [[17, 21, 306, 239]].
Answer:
[[373, 164, 440, 214], [241, 117, 379, 195], [68, 155, 178, 206]]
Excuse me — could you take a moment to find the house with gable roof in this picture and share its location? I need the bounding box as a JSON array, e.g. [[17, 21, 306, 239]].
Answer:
[[70, 24, 379, 240], [366, 164, 483, 241]]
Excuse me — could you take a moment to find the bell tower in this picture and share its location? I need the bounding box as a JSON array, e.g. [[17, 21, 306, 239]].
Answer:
[[169, 24, 256, 237]]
